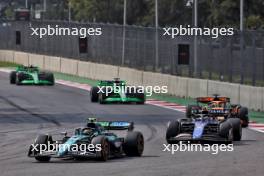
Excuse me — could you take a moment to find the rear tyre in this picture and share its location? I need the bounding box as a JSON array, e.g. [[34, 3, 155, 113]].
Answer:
[[32, 134, 52, 162], [239, 107, 249, 127], [92, 136, 109, 161], [10, 71, 16, 84], [166, 121, 180, 144], [90, 86, 99, 102], [123, 131, 144, 157]]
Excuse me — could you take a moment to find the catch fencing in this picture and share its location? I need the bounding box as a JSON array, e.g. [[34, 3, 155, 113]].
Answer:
[[0, 20, 263, 86]]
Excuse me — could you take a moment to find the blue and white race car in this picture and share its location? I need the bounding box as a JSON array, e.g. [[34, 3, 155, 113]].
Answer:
[[166, 114, 242, 144], [28, 118, 144, 162]]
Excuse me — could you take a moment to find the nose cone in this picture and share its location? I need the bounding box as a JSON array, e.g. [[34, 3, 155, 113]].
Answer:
[[193, 121, 207, 139]]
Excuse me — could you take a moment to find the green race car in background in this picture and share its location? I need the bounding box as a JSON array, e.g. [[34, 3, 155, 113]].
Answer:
[[9, 65, 55, 85], [90, 78, 145, 104]]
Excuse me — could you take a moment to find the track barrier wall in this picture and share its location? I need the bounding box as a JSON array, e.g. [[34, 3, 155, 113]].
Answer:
[[0, 49, 263, 111]]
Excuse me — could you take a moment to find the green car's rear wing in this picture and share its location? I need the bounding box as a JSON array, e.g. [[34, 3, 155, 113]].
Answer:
[[16, 65, 39, 72], [96, 121, 134, 131]]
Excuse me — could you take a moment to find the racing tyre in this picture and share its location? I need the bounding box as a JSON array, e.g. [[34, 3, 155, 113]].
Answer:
[[228, 118, 242, 141], [32, 134, 52, 162], [166, 121, 180, 144], [16, 72, 25, 85], [219, 121, 233, 143], [98, 87, 108, 104], [134, 88, 145, 104], [45, 72, 55, 86], [227, 128, 233, 144], [90, 86, 99, 102], [92, 136, 110, 161], [99, 93, 106, 104], [239, 107, 249, 127], [123, 131, 144, 157], [10, 71, 16, 84], [186, 105, 199, 118]]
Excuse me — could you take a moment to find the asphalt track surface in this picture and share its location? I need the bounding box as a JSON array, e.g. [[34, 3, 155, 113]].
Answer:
[[0, 71, 264, 176]]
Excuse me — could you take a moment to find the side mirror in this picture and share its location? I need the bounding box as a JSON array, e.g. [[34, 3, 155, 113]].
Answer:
[[60, 131, 67, 136], [75, 128, 81, 135]]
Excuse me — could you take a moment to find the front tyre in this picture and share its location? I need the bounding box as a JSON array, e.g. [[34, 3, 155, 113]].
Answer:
[[228, 118, 242, 141], [16, 72, 25, 85], [92, 136, 110, 161], [219, 121, 233, 143], [30, 134, 52, 162], [123, 131, 144, 157], [90, 86, 99, 102], [46, 72, 55, 86], [10, 71, 16, 84], [40, 72, 54, 85], [166, 121, 180, 144]]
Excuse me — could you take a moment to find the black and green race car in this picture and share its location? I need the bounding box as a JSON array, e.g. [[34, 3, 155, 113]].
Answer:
[[9, 65, 54, 85], [90, 78, 145, 104], [28, 118, 144, 162]]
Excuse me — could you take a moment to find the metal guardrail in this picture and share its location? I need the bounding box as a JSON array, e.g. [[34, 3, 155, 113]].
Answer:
[[0, 20, 263, 86]]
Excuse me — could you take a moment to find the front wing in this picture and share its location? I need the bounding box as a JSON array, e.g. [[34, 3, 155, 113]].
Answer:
[[168, 133, 231, 143]]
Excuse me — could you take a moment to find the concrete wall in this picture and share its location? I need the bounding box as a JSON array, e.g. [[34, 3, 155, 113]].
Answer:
[[60, 58, 78, 75], [77, 61, 91, 78], [188, 78, 208, 98], [240, 85, 263, 111], [0, 49, 263, 111], [118, 67, 143, 86], [143, 72, 169, 87], [14, 51, 29, 65], [89, 63, 118, 80], [168, 76, 188, 98], [44, 55, 61, 72], [0, 50, 14, 62], [29, 54, 44, 68]]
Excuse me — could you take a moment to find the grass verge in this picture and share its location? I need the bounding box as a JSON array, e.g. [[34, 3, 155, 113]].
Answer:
[[0, 61, 21, 68]]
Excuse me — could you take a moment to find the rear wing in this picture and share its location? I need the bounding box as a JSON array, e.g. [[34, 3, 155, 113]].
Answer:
[[16, 65, 38, 72], [98, 79, 126, 86], [196, 97, 230, 103], [96, 121, 134, 131]]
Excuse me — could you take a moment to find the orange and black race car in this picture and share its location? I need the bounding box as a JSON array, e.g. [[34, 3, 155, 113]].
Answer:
[[186, 94, 249, 127]]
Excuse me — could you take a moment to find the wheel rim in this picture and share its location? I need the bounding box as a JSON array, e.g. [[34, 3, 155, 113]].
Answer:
[[101, 140, 109, 160]]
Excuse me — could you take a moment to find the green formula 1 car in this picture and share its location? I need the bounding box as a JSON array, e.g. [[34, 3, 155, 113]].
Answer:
[[90, 78, 145, 104], [9, 65, 55, 85], [28, 118, 144, 162]]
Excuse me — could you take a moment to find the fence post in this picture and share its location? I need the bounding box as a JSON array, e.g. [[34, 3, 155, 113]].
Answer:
[[240, 31, 244, 84], [252, 32, 256, 86]]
